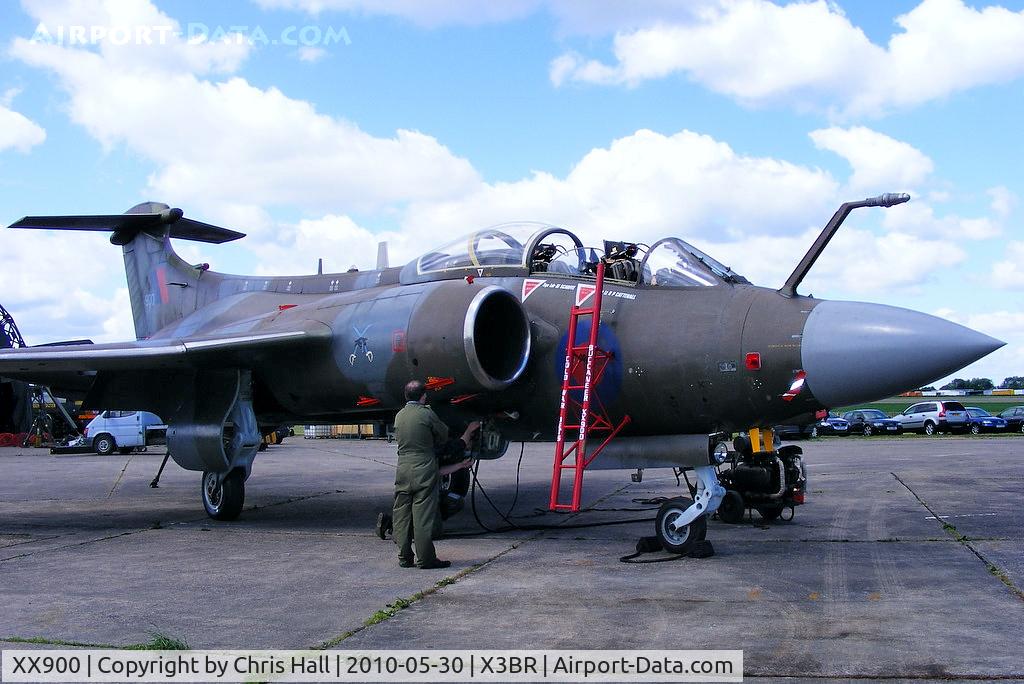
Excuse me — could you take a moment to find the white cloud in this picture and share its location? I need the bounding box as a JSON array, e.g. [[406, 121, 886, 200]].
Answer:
[[21, 0, 252, 74], [0, 230, 129, 344], [256, 0, 716, 35], [551, 0, 1024, 117], [809, 126, 933, 192], [881, 201, 1001, 241], [249, 214, 414, 276], [0, 102, 46, 153], [991, 242, 1024, 289], [11, 0, 480, 223], [696, 226, 966, 296], [254, 0, 540, 27], [296, 46, 327, 62], [403, 128, 839, 248], [987, 186, 1015, 219]]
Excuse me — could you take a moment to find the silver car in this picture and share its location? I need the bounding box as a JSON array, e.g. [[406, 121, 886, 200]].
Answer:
[[893, 400, 969, 435]]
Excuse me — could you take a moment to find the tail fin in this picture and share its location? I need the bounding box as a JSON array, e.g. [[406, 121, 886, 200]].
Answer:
[[9, 202, 245, 340]]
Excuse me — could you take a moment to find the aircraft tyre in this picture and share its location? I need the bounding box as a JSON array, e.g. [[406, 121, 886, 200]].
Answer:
[[756, 505, 784, 521], [439, 468, 470, 520], [94, 434, 116, 456], [202, 470, 245, 521], [717, 490, 745, 524], [655, 497, 707, 554]]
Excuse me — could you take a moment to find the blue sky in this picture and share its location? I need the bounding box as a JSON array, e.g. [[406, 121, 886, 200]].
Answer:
[[0, 0, 1021, 386]]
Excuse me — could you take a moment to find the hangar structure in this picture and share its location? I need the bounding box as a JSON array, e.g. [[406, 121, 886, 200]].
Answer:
[[0, 304, 30, 435]]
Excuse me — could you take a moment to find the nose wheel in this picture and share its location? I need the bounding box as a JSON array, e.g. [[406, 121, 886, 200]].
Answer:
[[655, 497, 708, 554]]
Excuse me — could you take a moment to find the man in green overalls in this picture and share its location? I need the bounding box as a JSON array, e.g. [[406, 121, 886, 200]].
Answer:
[[393, 379, 478, 569]]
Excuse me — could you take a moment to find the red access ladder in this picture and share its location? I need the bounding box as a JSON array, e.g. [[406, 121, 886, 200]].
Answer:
[[549, 260, 631, 511]]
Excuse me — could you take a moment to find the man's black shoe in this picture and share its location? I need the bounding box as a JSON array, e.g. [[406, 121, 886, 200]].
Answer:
[[375, 512, 392, 540], [418, 559, 451, 570], [399, 558, 415, 568]]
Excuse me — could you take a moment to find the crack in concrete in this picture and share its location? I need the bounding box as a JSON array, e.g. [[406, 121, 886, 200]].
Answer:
[[0, 491, 341, 563], [892, 471, 1024, 603], [0, 528, 151, 563], [106, 454, 135, 498]]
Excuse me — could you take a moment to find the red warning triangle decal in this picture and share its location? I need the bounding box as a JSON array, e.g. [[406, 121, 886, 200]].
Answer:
[[575, 284, 597, 307], [522, 278, 545, 301]]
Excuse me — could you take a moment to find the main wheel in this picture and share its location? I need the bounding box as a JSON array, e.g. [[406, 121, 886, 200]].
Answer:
[[756, 504, 785, 521], [863, 425, 873, 436], [923, 421, 936, 436], [439, 468, 471, 520], [655, 497, 707, 554], [94, 434, 116, 456], [202, 470, 245, 521], [717, 490, 745, 524]]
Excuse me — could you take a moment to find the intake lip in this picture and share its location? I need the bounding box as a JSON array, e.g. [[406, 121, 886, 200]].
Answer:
[[801, 300, 1005, 407], [463, 286, 532, 390]]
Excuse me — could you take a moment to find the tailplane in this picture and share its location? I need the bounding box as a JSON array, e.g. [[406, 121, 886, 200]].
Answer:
[[9, 203, 244, 339]]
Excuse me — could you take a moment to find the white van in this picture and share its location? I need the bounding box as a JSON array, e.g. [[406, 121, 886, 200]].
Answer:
[[84, 411, 166, 455]]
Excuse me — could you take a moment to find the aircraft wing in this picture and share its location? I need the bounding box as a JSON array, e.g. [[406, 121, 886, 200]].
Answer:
[[0, 322, 332, 376]]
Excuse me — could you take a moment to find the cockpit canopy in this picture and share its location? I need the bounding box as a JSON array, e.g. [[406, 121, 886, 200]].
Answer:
[[399, 222, 746, 287]]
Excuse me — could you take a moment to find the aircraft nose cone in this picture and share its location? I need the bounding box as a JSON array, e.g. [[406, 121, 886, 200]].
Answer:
[[801, 301, 1005, 407]]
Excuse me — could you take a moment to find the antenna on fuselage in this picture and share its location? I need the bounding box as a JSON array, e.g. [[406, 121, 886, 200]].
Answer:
[[376, 241, 389, 270]]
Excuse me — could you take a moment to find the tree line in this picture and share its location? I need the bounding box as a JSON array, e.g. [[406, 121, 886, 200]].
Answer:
[[918, 376, 1024, 391]]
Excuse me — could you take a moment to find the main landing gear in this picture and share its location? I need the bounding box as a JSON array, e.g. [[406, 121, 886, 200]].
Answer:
[[202, 470, 245, 521]]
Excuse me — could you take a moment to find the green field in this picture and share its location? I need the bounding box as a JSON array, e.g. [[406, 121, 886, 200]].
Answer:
[[837, 395, 1023, 417]]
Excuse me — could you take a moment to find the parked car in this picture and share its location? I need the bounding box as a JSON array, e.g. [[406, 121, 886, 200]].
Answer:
[[997, 405, 1024, 433], [818, 412, 850, 436], [892, 400, 969, 435], [842, 408, 903, 436], [964, 407, 1007, 434], [83, 410, 165, 455], [774, 422, 819, 440]]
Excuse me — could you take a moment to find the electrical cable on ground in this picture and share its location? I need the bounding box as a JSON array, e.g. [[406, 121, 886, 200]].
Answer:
[[461, 444, 713, 564], [443, 443, 659, 538]]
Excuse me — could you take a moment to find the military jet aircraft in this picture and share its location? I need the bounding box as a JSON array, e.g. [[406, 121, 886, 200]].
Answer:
[[0, 195, 1003, 552]]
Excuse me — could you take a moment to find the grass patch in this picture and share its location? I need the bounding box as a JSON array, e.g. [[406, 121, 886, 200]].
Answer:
[[129, 633, 189, 650], [3, 632, 188, 650], [366, 596, 416, 627], [2, 636, 117, 648]]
